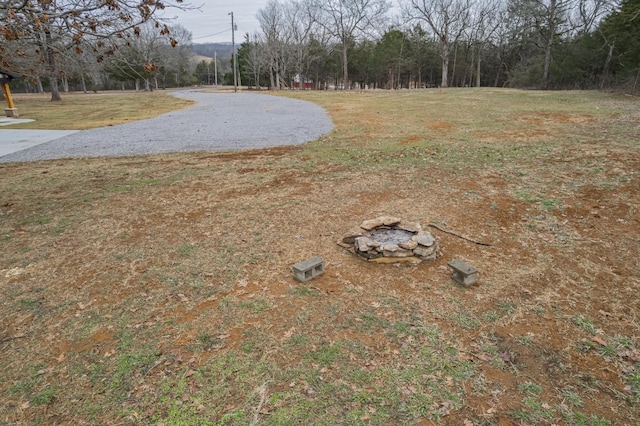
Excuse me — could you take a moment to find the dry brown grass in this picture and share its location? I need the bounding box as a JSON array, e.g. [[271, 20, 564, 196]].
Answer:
[[0, 88, 638, 425], [7, 90, 194, 130]]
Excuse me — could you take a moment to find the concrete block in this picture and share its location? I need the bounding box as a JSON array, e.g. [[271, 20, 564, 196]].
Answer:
[[292, 256, 325, 282], [5, 108, 18, 118], [448, 259, 478, 286]]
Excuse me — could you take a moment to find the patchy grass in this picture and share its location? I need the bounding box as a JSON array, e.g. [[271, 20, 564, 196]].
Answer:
[[0, 88, 639, 424], [8, 91, 194, 130]]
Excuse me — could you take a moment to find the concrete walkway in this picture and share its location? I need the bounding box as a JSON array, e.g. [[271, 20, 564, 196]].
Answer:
[[0, 128, 79, 157]]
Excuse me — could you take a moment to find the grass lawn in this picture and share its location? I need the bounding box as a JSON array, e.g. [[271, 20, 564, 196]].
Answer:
[[6, 90, 194, 130], [0, 88, 638, 425]]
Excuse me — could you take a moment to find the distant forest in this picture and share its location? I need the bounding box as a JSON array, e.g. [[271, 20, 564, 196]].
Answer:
[[1, 0, 638, 98]]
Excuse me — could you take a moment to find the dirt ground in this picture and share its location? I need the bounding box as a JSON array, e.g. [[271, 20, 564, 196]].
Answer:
[[0, 89, 639, 425]]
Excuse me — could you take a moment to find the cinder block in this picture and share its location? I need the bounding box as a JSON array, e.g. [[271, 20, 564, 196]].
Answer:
[[448, 259, 478, 286], [293, 257, 325, 282], [4, 108, 18, 118]]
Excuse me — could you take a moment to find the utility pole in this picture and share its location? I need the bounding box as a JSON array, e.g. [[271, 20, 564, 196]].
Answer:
[[214, 51, 218, 86], [229, 11, 238, 92]]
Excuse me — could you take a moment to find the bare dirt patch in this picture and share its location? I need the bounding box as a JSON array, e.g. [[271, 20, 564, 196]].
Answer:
[[1, 89, 638, 425]]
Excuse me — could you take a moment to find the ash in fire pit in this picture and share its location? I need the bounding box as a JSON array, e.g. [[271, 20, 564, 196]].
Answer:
[[341, 216, 438, 263]]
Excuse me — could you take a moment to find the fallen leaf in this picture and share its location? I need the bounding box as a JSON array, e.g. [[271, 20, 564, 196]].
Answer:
[[591, 337, 607, 346], [464, 420, 474, 426], [217, 334, 230, 340], [598, 310, 612, 317], [185, 370, 196, 377], [36, 366, 54, 375], [459, 352, 473, 361], [473, 353, 493, 362], [57, 353, 66, 363], [283, 327, 296, 340]]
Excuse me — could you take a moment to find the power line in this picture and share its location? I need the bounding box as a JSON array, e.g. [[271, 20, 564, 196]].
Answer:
[[193, 28, 231, 40]]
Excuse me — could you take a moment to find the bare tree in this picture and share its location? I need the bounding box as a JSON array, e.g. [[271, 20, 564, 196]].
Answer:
[[469, 0, 504, 87], [241, 32, 266, 89], [571, 0, 615, 33], [286, 0, 316, 89], [312, 0, 391, 89], [0, 0, 193, 101], [104, 23, 166, 91], [404, 0, 473, 87], [158, 24, 195, 87], [257, 0, 291, 89]]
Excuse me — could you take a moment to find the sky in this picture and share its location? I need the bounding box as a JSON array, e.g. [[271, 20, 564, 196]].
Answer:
[[163, 1, 270, 44], [163, 1, 401, 45]]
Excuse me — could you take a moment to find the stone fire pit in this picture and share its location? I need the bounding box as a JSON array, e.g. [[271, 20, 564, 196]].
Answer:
[[341, 216, 438, 263]]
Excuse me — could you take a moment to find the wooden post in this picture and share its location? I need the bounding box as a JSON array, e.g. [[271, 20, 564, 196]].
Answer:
[[2, 82, 15, 109]]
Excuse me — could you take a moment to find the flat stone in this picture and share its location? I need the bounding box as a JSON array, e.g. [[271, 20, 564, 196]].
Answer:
[[398, 241, 418, 250], [360, 218, 384, 230], [382, 243, 399, 252], [360, 216, 401, 230], [413, 245, 437, 258], [382, 216, 402, 226], [383, 247, 414, 257], [359, 250, 382, 260], [369, 256, 421, 264], [355, 237, 373, 252], [342, 227, 365, 244], [396, 221, 422, 233], [412, 232, 436, 247]]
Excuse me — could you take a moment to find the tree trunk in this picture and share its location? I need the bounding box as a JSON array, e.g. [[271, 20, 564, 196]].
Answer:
[[476, 44, 482, 87], [441, 42, 450, 88], [601, 42, 614, 88], [48, 76, 61, 101], [81, 74, 87, 93], [542, 0, 558, 90], [342, 42, 349, 90], [44, 31, 61, 101]]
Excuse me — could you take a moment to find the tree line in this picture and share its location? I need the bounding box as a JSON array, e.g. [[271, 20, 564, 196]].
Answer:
[[0, 0, 197, 101], [234, 0, 639, 92], [1, 0, 638, 102]]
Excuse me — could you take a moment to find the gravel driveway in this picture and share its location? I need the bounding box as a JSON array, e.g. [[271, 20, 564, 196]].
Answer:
[[0, 90, 334, 163]]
